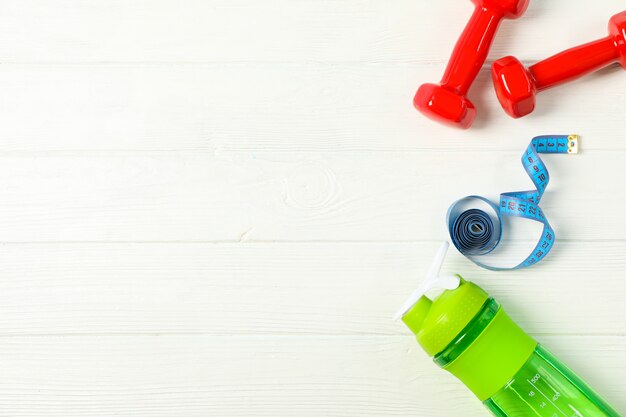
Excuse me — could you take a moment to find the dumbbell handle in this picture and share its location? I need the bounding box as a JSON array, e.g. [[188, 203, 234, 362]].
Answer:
[[441, 6, 505, 94], [528, 36, 619, 91]]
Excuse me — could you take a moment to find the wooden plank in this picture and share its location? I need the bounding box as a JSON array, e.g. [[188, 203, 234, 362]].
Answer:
[[0, 241, 622, 336], [0, 0, 621, 64], [0, 335, 622, 416], [0, 150, 618, 242], [0, 64, 624, 152]]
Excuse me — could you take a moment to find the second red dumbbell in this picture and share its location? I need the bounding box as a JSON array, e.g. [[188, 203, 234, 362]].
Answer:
[[492, 10, 626, 118]]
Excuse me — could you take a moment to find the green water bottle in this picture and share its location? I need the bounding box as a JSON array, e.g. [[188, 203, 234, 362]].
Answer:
[[396, 242, 622, 417]]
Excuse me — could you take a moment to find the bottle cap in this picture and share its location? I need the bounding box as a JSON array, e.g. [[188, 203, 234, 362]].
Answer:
[[396, 242, 537, 401], [405, 281, 489, 356], [396, 241, 488, 356]]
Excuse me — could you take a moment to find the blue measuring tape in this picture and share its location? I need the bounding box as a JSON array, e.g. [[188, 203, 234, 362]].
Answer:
[[447, 135, 578, 270]]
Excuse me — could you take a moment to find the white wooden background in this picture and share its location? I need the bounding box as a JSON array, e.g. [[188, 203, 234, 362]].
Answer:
[[0, 1, 624, 416]]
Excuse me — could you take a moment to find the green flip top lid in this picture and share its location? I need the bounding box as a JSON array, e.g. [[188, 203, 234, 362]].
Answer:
[[396, 242, 537, 401], [403, 280, 488, 356]]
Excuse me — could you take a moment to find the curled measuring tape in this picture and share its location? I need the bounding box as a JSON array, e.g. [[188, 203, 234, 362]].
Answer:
[[447, 135, 578, 270]]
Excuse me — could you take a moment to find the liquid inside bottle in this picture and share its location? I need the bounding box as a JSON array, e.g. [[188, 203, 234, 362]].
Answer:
[[485, 345, 620, 417]]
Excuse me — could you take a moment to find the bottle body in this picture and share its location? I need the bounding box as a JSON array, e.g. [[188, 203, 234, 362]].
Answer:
[[485, 345, 620, 417]]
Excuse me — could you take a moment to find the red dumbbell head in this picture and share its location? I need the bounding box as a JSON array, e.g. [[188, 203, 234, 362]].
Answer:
[[414, 83, 477, 129], [609, 11, 626, 69], [480, 0, 530, 19], [491, 56, 536, 118]]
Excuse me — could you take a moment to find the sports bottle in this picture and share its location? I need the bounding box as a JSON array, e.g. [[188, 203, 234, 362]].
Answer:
[[396, 242, 621, 417]]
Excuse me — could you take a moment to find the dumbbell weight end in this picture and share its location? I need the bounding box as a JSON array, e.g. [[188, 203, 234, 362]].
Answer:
[[414, 84, 476, 129]]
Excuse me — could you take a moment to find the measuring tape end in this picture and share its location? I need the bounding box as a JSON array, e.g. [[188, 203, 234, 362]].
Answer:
[[567, 135, 579, 154]]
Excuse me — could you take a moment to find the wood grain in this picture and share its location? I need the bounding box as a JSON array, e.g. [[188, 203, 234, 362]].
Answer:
[[0, 64, 624, 152], [0, 0, 623, 64], [0, 241, 623, 336], [0, 150, 620, 242], [0, 335, 622, 417]]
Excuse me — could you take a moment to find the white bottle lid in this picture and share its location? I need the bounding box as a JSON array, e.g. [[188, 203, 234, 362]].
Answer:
[[393, 241, 461, 321]]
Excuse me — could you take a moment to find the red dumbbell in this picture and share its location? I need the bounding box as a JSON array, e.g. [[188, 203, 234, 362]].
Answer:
[[492, 10, 626, 118], [414, 0, 530, 129]]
